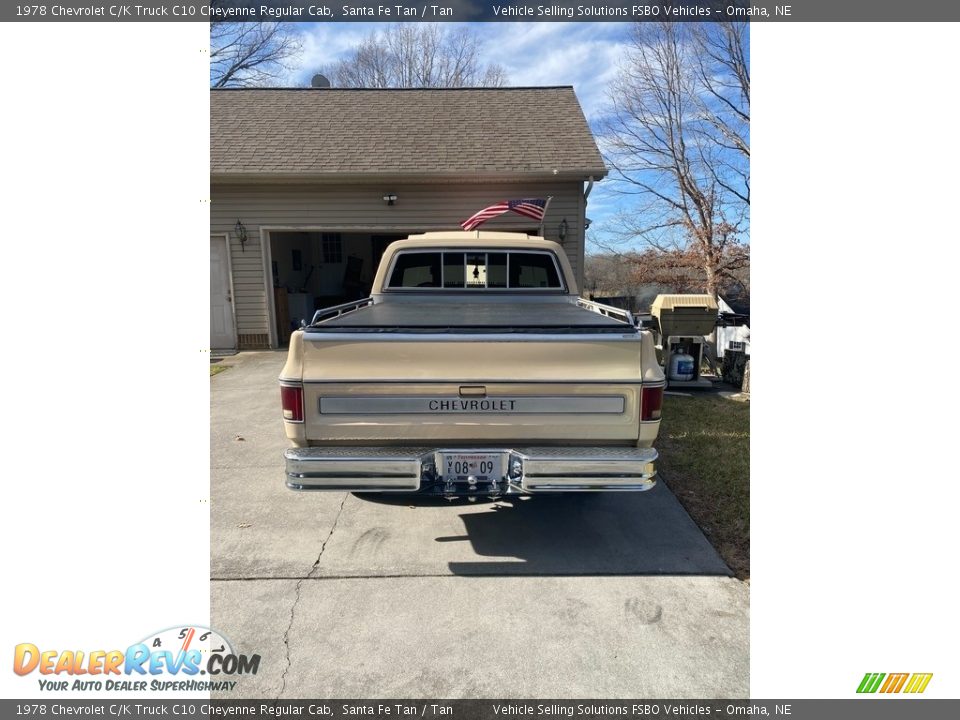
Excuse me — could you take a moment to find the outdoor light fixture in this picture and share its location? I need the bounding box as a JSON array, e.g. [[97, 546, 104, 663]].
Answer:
[[558, 218, 568, 242], [234, 219, 248, 252], [383, 193, 398, 205]]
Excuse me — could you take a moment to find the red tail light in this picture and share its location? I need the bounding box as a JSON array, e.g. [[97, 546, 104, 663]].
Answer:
[[280, 384, 304, 423], [641, 386, 663, 421]]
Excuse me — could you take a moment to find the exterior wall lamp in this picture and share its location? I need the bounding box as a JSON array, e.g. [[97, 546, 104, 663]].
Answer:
[[383, 194, 398, 206], [234, 219, 248, 252], [558, 218, 568, 242]]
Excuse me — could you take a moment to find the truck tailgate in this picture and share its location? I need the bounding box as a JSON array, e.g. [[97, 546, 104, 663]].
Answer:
[[297, 332, 647, 445]]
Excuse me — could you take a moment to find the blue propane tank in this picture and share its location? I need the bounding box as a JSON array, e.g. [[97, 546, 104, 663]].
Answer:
[[669, 350, 696, 381]]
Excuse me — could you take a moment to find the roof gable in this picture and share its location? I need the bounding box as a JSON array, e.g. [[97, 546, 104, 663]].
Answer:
[[210, 87, 607, 181]]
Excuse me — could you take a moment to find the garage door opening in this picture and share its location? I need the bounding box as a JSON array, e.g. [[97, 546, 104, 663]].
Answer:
[[269, 231, 411, 345]]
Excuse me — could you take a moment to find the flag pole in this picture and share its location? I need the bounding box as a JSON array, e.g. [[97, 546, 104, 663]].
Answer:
[[538, 196, 553, 237]]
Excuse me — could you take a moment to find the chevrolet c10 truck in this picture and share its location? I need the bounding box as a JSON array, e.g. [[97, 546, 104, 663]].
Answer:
[[279, 231, 665, 497]]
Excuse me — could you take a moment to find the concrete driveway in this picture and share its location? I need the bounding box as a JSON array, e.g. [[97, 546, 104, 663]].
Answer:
[[211, 351, 749, 698]]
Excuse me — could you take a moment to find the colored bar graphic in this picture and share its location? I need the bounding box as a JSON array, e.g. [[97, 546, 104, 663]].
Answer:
[[857, 673, 885, 693], [880, 673, 908, 693], [904, 673, 933, 694], [892, 673, 910, 693], [858, 672, 933, 694]]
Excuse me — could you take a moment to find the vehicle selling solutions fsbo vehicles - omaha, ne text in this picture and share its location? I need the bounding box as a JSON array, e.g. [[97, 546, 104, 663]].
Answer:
[[279, 231, 665, 497]]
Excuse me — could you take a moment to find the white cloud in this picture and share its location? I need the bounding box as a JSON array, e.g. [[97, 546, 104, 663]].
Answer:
[[286, 23, 394, 86], [476, 22, 632, 120], [290, 21, 633, 119]]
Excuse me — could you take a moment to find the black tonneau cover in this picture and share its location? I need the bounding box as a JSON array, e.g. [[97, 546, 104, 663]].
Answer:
[[308, 301, 633, 334]]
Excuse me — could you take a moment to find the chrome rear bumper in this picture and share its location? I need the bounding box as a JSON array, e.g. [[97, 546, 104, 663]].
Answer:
[[285, 446, 657, 493]]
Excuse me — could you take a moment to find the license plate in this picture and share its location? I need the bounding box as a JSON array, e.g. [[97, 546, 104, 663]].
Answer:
[[439, 452, 505, 481]]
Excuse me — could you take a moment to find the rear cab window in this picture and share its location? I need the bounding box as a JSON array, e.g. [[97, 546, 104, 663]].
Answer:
[[387, 250, 565, 291]]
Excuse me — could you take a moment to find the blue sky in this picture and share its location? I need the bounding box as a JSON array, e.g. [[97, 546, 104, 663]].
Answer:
[[285, 22, 636, 250]]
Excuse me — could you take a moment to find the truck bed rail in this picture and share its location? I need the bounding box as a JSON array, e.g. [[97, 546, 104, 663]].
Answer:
[[577, 298, 635, 327], [305, 300, 636, 333], [310, 297, 374, 326]]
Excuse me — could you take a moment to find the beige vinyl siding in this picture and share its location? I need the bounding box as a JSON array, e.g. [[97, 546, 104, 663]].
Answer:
[[211, 181, 588, 347]]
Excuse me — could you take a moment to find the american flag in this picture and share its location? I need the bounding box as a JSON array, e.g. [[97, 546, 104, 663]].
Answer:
[[461, 198, 548, 231]]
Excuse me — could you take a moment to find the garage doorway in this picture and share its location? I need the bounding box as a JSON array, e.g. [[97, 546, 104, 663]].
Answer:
[[268, 231, 412, 345]]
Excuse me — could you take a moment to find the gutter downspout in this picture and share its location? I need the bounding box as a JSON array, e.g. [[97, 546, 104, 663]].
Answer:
[[580, 176, 596, 293]]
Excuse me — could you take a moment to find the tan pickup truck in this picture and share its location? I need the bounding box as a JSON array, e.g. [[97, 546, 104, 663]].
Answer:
[[279, 231, 664, 497]]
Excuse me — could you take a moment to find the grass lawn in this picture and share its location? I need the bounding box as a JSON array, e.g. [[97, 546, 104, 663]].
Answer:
[[657, 391, 750, 579], [210, 364, 230, 377]]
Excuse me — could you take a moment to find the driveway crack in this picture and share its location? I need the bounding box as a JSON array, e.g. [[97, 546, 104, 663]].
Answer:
[[275, 493, 348, 701], [306, 493, 348, 579]]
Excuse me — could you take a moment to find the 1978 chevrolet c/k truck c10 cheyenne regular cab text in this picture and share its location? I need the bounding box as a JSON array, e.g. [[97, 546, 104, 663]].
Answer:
[[279, 231, 665, 497]]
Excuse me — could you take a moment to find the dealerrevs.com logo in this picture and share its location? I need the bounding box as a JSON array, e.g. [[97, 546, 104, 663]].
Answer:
[[857, 672, 933, 694], [13, 626, 259, 692]]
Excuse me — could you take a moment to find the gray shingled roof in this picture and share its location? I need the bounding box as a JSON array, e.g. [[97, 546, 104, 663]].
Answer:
[[210, 87, 607, 180]]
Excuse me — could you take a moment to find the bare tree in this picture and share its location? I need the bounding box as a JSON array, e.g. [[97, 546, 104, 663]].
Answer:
[[331, 24, 507, 88], [626, 246, 748, 295], [601, 21, 749, 298], [584, 253, 653, 297], [691, 21, 750, 205], [210, 19, 302, 88], [586, 246, 749, 300]]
